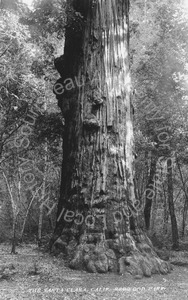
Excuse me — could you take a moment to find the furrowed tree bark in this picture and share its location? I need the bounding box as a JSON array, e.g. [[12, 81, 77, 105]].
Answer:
[[51, 0, 172, 277]]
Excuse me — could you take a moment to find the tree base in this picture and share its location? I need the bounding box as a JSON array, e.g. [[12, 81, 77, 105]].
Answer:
[[51, 230, 172, 278]]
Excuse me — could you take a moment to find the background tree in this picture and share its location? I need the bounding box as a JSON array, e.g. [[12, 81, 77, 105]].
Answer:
[[130, 0, 188, 246], [0, 1, 63, 247]]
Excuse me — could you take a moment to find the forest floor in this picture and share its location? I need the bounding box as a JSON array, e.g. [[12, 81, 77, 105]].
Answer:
[[0, 242, 188, 300]]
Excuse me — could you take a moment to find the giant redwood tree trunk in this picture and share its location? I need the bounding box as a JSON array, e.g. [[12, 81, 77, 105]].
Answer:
[[51, 0, 172, 277]]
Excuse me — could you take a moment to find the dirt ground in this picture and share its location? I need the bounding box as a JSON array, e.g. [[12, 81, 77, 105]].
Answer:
[[0, 243, 188, 300]]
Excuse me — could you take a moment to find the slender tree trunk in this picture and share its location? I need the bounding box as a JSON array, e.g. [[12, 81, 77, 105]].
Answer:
[[38, 96, 48, 244], [11, 212, 19, 254], [38, 142, 48, 243], [150, 184, 157, 235], [167, 158, 179, 250], [182, 200, 188, 238], [144, 154, 157, 230], [51, 0, 171, 277], [175, 154, 188, 237], [160, 166, 169, 235], [2, 171, 19, 254], [163, 184, 169, 235], [20, 185, 42, 241]]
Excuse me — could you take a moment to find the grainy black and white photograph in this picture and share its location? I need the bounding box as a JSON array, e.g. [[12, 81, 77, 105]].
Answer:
[[0, 0, 188, 299]]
